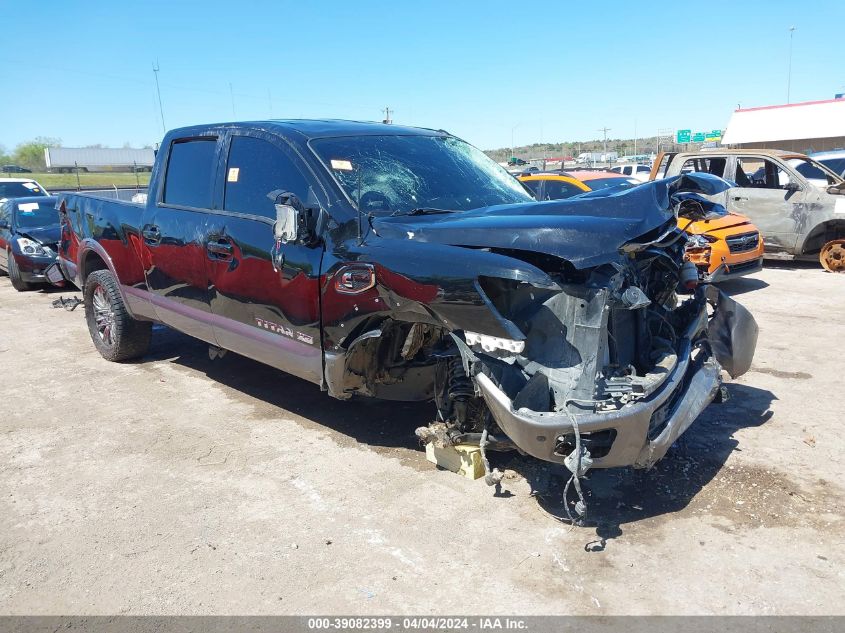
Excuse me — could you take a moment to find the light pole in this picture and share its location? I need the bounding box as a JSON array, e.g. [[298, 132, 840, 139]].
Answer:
[[152, 61, 165, 135], [598, 126, 611, 165], [510, 123, 520, 161], [787, 26, 797, 104], [634, 119, 637, 157]]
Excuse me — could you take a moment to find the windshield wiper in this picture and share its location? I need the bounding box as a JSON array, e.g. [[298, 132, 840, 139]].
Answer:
[[390, 207, 454, 217]]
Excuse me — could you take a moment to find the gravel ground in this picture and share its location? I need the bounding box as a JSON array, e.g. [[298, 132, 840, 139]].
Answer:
[[0, 262, 842, 615]]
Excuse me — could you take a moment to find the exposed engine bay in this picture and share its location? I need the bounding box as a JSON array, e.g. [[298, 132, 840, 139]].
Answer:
[[323, 173, 758, 520]]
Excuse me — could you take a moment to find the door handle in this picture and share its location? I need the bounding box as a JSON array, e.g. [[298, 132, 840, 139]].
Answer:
[[206, 238, 234, 259], [142, 225, 161, 244], [732, 196, 748, 201]]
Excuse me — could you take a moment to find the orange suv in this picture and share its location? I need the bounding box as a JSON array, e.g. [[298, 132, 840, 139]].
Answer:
[[518, 170, 765, 281]]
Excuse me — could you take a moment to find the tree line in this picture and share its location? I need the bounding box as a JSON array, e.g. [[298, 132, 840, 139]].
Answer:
[[0, 137, 62, 170]]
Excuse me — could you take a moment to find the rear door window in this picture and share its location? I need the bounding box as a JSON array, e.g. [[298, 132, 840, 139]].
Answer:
[[163, 138, 217, 208], [543, 180, 585, 200], [223, 136, 310, 219]]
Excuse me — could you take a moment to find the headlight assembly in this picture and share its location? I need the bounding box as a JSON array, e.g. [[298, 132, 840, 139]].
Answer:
[[15, 237, 47, 256]]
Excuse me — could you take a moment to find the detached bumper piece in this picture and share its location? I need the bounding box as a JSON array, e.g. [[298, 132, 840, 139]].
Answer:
[[45, 262, 69, 286]]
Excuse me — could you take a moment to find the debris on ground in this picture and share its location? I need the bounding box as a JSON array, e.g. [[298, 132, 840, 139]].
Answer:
[[51, 295, 83, 311]]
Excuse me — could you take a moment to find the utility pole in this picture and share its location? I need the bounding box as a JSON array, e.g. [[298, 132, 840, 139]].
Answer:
[[634, 120, 637, 157], [540, 120, 544, 167], [787, 26, 797, 104], [152, 61, 165, 135], [510, 123, 520, 161], [229, 83, 236, 118], [382, 106, 392, 124], [598, 126, 611, 165]]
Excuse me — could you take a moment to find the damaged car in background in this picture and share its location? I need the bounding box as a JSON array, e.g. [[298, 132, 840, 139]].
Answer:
[[54, 121, 757, 519]]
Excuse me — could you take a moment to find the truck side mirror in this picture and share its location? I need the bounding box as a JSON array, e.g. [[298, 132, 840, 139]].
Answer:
[[273, 192, 319, 246], [274, 201, 299, 244], [784, 181, 800, 192]]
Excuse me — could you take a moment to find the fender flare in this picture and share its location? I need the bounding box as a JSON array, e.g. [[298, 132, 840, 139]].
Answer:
[[76, 239, 134, 317], [799, 218, 845, 255]]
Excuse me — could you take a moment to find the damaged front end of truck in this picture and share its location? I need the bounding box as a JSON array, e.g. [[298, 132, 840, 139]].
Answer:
[[324, 172, 757, 514]]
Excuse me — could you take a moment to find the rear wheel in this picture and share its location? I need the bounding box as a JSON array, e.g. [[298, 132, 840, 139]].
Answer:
[[820, 239, 845, 273], [8, 256, 34, 291], [83, 269, 152, 361]]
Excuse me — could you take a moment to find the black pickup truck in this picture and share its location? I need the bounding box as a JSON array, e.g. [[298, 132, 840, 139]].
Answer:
[[56, 120, 757, 489]]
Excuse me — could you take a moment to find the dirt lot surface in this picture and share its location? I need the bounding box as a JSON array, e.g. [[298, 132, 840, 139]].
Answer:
[[1, 263, 843, 615]]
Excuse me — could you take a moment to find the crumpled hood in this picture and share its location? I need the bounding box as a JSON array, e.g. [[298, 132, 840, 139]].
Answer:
[[373, 173, 731, 269], [19, 225, 61, 245], [687, 213, 753, 235]]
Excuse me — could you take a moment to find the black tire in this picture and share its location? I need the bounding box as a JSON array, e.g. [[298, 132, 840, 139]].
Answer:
[[8, 256, 34, 291], [84, 269, 152, 361]]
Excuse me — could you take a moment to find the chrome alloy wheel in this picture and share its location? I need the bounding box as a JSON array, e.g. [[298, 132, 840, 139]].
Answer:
[[92, 284, 116, 346]]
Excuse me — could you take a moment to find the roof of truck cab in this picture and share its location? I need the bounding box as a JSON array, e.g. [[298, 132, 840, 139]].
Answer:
[[670, 149, 801, 158], [168, 120, 448, 140]]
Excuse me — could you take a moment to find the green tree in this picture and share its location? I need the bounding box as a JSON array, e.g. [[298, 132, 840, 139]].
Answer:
[[13, 136, 62, 170]]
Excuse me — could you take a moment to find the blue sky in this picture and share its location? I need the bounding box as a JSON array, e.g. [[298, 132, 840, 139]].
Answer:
[[1, 0, 843, 151]]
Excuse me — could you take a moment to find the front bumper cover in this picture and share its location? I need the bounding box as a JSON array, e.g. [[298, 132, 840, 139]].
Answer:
[[474, 289, 757, 469], [12, 252, 58, 283], [701, 257, 763, 283]]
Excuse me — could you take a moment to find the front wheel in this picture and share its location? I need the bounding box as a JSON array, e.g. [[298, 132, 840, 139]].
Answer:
[[8, 256, 34, 291], [84, 269, 152, 361], [820, 239, 845, 273]]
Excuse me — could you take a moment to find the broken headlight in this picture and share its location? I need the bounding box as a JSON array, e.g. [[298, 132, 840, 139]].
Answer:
[[685, 234, 717, 249]]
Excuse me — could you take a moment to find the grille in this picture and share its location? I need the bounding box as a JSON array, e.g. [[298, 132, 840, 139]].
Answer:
[[726, 231, 760, 253], [726, 259, 761, 274]]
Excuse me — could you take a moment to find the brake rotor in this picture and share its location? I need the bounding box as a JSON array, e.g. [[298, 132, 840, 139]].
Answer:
[[820, 239, 845, 273]]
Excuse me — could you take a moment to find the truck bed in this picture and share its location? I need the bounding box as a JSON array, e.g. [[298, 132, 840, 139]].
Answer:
[[56, 191, 148, 291]]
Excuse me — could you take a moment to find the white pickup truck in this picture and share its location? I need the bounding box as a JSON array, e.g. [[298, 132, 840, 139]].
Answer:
[[652, 150, 845, 272]]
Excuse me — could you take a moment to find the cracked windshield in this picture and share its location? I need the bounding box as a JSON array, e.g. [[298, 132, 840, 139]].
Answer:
[[312, 134, 533, 216]]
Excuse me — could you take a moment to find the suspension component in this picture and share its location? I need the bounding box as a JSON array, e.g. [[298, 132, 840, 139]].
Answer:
[[447, 356, 475, 431]]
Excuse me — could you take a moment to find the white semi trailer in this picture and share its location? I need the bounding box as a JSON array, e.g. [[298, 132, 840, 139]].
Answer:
[[44, 147, 156, 173]]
